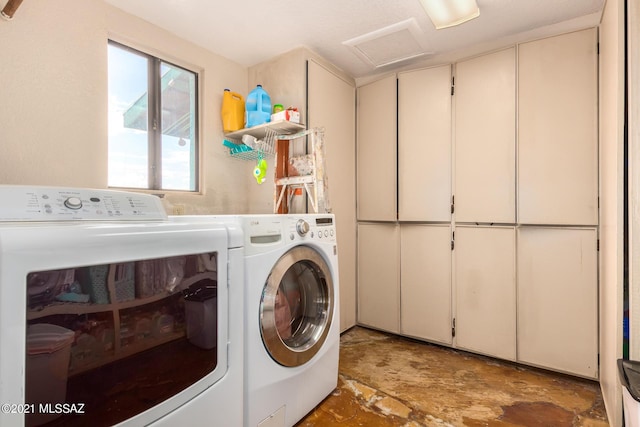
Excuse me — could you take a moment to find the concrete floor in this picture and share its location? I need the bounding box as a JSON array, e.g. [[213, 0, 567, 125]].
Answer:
[[298, 326, 609, 427]]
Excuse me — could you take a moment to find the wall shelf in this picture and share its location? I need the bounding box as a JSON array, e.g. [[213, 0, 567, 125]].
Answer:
[[225, 120, 305, 141], [224, 120, 305, 161]]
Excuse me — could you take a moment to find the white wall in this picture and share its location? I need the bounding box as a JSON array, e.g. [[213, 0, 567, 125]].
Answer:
[[0, 0, 107, 188], [0, 0, 251, 214], [599, 0, 625, 425]]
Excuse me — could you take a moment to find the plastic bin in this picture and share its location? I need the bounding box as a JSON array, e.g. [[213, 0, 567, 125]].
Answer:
[[619, 359, 640, 427], [26, 324, 75, 426], [183, 279, 217, 349]]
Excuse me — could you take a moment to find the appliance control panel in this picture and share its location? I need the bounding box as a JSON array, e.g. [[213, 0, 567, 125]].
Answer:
[[0, 186, 167, 221], [288, 216, 336, 243]]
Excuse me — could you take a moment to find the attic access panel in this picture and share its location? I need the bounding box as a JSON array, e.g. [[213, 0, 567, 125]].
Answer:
[[343, 18, 431, 68]]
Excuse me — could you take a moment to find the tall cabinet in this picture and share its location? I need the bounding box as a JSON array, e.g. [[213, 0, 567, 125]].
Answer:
[[516, 29, 598, 378], [356, 28, 599, 379], [452, 47, 517, 360], [396, 65, 453, 344], [356, 75, 399, 332]]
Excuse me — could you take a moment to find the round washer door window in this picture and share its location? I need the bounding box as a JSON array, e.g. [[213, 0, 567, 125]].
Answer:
[[260, 246, 334, 367]]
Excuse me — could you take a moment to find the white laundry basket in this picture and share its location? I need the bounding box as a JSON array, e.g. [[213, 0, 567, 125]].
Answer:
[[26, 323, 75, 426]]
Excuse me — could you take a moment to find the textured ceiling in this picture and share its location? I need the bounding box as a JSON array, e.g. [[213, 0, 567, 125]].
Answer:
[[104, 0, 605, 79]]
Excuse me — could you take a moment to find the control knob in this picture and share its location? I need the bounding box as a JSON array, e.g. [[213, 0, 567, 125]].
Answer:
[[296, 219, 310, 236], [64, 196, 83, 210]]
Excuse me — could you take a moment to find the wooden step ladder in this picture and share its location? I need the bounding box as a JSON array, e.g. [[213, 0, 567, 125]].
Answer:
[[273, 127, 331, 214]]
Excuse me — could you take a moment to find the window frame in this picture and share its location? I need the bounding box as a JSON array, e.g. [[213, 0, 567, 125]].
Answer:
[[108, 39, 200, 192]]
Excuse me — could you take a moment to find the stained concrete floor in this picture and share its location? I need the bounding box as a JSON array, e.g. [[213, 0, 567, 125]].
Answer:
[[298, 326, 609, 427]]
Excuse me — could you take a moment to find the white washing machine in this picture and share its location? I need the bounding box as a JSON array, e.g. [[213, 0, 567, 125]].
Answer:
[[0, 186, 244, 427], [241, 214, 340, 427]]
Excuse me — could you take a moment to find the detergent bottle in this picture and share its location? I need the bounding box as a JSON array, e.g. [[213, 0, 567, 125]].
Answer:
[[221, 89, 245, 132], [245, 85, 271, 128]]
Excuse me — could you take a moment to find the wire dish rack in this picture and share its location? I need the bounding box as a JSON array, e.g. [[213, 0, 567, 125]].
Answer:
[[223, 120, 305, 161], [224, 128, 277, 161]]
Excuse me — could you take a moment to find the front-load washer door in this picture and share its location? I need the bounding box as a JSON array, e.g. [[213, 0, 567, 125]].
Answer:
[[260, 246, 334, 367]]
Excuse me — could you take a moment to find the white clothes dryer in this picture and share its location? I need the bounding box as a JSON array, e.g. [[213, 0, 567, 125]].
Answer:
[[240, 214, 340, 427], [0, 186, 244, 427]]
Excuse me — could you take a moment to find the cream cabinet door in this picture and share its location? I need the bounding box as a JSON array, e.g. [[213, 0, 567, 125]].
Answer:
[[357, 75, 397, 221], [517, 227, 598, 379], [518, 29, 598, 225], [400, 224, 452, 345], [307, 60, 357, 332], [357, 223, 399, 333], [455, 226, 516, 361], [398, 65, 452, 221], [455, 48, 515, 223]]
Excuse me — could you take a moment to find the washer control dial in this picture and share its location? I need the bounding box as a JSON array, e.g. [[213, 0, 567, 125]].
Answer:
[[296, 219, 310, 236], [64, 196, 83, 210]]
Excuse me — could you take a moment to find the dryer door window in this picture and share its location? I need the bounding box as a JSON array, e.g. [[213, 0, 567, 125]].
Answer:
[[23, 253, 223, 427], [260, 246, 334, 367]]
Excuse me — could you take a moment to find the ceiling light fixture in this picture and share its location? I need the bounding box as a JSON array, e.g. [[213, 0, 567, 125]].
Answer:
[[418, 0, 480, 29]]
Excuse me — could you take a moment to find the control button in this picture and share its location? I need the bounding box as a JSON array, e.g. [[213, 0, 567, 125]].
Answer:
[[324, 230, 329, 237], [90, 197, 101, 203], [330, 229, 334, 236], [296, 219, 310, 236], [64, 197, 83, 210], [290, 233, 295, 240], [318, 232, 323, 239], [311, 231, 315, 238]]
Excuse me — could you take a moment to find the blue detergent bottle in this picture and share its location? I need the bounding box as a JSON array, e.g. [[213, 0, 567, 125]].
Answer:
[[245, 85, 272, 128]]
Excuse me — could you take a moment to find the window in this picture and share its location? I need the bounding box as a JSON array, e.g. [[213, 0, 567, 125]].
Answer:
[[108, 41, 199, 191]]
